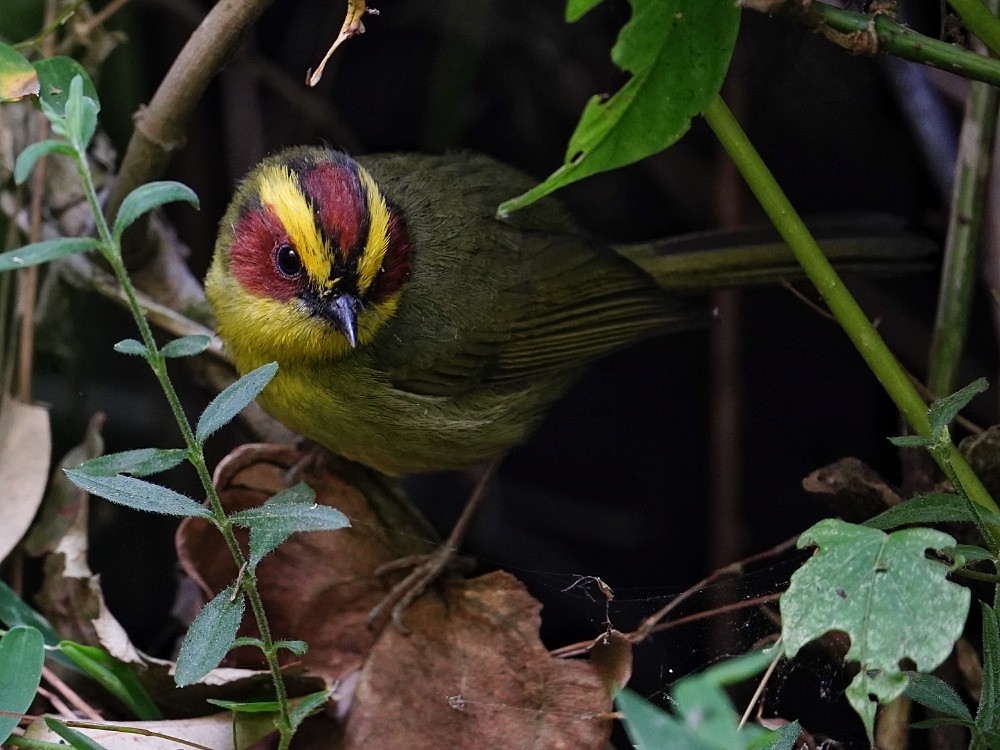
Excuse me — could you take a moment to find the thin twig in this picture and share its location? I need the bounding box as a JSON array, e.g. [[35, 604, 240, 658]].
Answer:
[[40, 667, 103, 721]]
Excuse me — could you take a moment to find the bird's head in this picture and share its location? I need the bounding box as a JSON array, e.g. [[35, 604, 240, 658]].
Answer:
[[206, 148, 412, 367]]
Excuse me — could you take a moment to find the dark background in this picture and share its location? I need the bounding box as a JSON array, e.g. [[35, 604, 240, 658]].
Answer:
[[10, 0, 993, 745]]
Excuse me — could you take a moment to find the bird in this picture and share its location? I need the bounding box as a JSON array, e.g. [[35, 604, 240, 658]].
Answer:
[[206, 147, 927, 477]]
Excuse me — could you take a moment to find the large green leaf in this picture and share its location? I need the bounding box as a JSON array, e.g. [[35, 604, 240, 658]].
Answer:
[[781, 519, 971, 743], [33, 57, 98, 115], [0, 626, 45, 744], [499, 0, 739, 215]]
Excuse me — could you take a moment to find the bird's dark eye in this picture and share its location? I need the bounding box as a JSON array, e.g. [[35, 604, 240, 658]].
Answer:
[[275, 244, 303, 277]]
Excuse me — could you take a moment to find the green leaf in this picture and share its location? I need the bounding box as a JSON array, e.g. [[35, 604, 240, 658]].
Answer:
[[113, 338, 149, 356], [616, 688, 706, 749], [0, 237, 100, 272], [887, 434, 933, 448], [275, 639, 308, 656], [980, 604, 1000, 729], [63, 469, 212, 518], [230, 483, 350, 566], [33, 57, 98, 115], [864, 492, 1000, 530], [57, 642, 161, 720], [196, 362, 278, 444], [159, 335, 211, 358], [0, 626, 45, 745], [14, 139, 77, 184], [113, 181, 200, 241], [75, 448, 187, 477], [942, 544, 995, 566], [289, 689, 332, 730], [929, 377, 989, 434], [903, 671, 972, 722], [781, 519, 971, 743], [566, 0, 605, 22], [175, 585, 245, 686], [207, 698, 282, 712], [499, 0, 740, 216], [0, 581, 60, 641], [748, 722, 800, 750], [62, 75, 99, 149], [0, 42, 38, 101], [43, 717, 109, 750]]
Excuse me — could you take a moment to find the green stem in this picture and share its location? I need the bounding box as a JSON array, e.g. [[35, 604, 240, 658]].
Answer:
[[929, 4, 1000, 397], [702, 95, 1000, 523], [774, 1, 1000, 88], [71, 151, 294, 745], [949, 0, 1000, 58]]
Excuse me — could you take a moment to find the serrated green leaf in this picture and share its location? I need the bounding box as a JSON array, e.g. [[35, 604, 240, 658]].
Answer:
[[63, 469, 212, 518], [33, 57, 98, 115], [113, 338, 148, 356], [864, 493, 1000, 530], [980, 604, 1000, 730], [929, 378, 989, 434], [904, 671, 972, 722], [58, 642, 161, 720], [0, 237, 99, 272], [0, 42, 38, 101], [888, 434, 934, 448], [229, 483, 349, 566], [43, 717, 109, 750], [159, 335, 211, 358], [566, 0, 605, 22], [781, 519, 971, 743], [275, 639, 308, 656], [175, 585, 245, 686], [13, 139, 77, 184], [0, 626, 44, 745], [113, 181, 200, 241], [499, 0, 739, 216], [75, 448, 187, 477], [196, 362, 278, 443], [289, 689, 332, 730]]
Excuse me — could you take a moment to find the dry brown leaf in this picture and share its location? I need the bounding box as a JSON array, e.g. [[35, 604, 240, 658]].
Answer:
[[0, 396, 52, 562], [344, 571, 615, 749], [177, 443, 434, 684], [178, 445, 621, 748], [802, 456, 903, 522]]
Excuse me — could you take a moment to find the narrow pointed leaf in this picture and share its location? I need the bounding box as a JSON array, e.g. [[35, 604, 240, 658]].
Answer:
[[0, 237, 99, 272], [904, 671, 972, 722], [887, 434, 933, 448], [929, 378, 989, 434], [750, 722, 801, 750], [58, 642, 161, 720], [44, 717, 109, 750], [196, 362, 278, 443], [160, 335, 211, 358], [229, 483, 350, 566], [289, 689, 332, 730], [14, 139, 77, 184], [566, 0, 604, 21], [0, 626, 45, 744], [113, 338, 148, 356], [275, 639, 308, 656], [113, 181, 200, 241], [175, 586, 245, 686], [64, 469, 211, 518], [980, 604, 1000, 728], [865, 493, 1000, 530], [63, 75, 99, 149], [76, 448, 187, 477]]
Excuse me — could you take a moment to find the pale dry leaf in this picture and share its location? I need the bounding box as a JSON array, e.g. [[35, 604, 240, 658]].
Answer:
[[0, 396, 52, 562]]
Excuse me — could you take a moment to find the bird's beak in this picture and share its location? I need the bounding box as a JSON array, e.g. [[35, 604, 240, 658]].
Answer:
[[323, 293, 359, 348]]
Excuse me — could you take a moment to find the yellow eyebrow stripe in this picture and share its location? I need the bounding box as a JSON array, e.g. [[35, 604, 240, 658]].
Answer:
[[356, 165, 390, 294], [256, 164, 331, 286]]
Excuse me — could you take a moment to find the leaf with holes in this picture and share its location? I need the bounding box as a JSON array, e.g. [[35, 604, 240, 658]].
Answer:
[[781, 519, 970, 743]]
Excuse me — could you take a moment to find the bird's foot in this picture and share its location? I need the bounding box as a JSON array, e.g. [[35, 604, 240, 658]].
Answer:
[[365, 457, 504, 633]]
